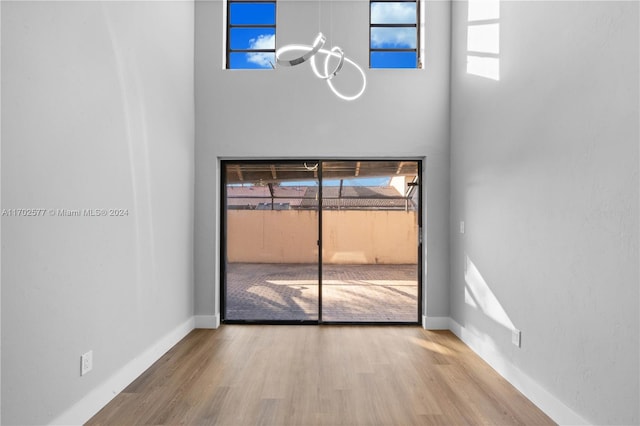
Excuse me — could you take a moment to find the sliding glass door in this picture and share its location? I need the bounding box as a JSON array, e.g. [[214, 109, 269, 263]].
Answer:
[[223, 161, 320, 322], [320, 161, 420, 322], [222, 160, 421, 324]]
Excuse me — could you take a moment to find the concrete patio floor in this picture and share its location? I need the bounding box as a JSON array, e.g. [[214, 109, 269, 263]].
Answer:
[[224, 263, 419, 322]]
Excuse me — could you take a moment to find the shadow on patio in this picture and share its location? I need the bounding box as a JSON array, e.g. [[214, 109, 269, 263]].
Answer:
[[225, 263, 418, 322]]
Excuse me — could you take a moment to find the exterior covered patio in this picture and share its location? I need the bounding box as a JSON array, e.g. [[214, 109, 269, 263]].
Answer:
[[225, 263, 418, 322]]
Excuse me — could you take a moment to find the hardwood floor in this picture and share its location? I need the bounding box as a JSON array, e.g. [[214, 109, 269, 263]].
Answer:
[[87, 326, 556, 425]]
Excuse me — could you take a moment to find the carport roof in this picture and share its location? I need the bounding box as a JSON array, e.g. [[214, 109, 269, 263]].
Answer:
[[225, 161, 418, 184]]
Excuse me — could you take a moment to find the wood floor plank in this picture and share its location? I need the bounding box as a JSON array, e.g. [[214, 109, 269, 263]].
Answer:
[[87, 326, 556, 426]]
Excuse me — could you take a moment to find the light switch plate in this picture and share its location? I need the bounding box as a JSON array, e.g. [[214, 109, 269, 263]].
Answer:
[[81, 350, 93, 376], [512, 329, 521, 348]]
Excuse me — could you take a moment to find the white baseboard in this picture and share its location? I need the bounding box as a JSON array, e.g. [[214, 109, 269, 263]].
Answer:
[[422, 315, 451, 330], [448, 319, 590, 426], [194, 313, 220, 329], [50, 317, 195, 425]]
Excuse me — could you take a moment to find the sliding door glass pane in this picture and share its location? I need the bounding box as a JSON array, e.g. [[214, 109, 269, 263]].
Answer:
[[321, 161, 420, 322], [224, 162, 320, 321]]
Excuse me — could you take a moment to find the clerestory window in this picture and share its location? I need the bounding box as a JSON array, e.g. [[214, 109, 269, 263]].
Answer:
[[370, 0, 420, 69], [226, 0, 277, 69]]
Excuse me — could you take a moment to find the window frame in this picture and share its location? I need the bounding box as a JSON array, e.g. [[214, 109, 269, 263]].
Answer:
[[369, 0, 421, 69], [226, 0, 277, 70]]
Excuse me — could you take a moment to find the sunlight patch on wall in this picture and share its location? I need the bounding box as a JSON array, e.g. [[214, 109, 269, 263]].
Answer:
[[464, 256, 514, 330], [466, 56, 500, 81], [466, 0, 500, 81], [467, 23, 499, 54], [468, 0, 499, 21]]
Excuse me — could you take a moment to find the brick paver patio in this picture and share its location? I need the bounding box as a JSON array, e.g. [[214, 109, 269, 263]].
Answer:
[[225, 263, 419, 322]]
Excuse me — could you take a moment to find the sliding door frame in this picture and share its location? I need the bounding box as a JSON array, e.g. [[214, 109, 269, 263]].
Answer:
[[220, 158, 423, 325], [318, 159, 422, 325], [220, 159, 321, 325]]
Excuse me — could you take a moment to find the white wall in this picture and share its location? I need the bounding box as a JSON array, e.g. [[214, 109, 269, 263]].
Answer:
[[195, 0, 451, 324], [1, 1, 195, 424], [0, 2, 3, 421], [0, 1, 3, 420], [450, 1, 639, 424]]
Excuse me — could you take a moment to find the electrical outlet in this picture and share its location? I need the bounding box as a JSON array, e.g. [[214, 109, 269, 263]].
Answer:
[[81, 350, 93, 376], [460, 221, 465, 234], [512, 329, 521, 348]]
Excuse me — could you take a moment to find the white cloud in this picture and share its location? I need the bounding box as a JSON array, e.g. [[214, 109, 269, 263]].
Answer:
[[246, 52, 274, 68], [249, 33, 275, 50], [247, 34, 275, 68], [371, 27, 415, 49], [371, 2, 415, 24]]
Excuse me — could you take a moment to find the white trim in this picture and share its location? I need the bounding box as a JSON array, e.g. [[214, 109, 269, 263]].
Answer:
[[50, 317, 195, 426], [422, 315, 451, 330], [195, 314, 220, 329], [448, 319, 591, 426]]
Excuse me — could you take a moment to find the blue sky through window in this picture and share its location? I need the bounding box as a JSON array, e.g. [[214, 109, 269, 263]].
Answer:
[[230, 2, 275, 25], [279, 177, 391, 187], [230, 28, 275, 50], [229, 52, 276, 69], [371, 51, 417, 68], [370, 1, 418, 69], [371, 27, 416, 49], [371, 2, 416, 24], [228, 1, 276, 69]]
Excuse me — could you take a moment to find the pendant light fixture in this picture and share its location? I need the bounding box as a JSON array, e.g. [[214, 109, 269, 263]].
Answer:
[[273, 1, 367, 101]]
